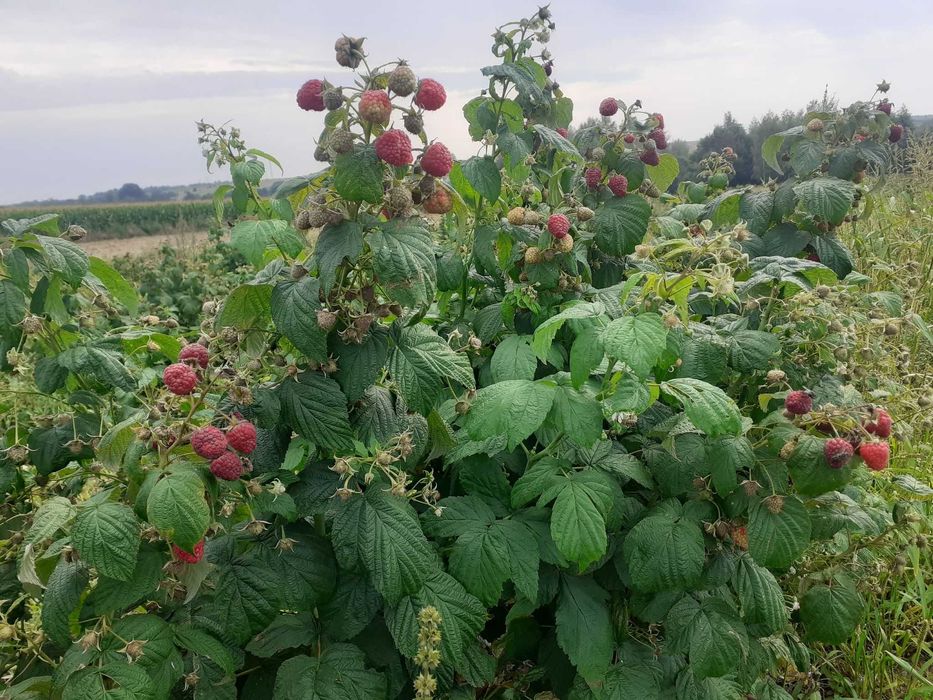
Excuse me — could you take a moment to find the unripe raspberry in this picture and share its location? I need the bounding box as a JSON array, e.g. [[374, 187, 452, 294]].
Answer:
[[584, 168, 601, 190], [806, 118, 824, 132], [414, 79, 446, 110], [422, 188, 452, 214], [599, 97, 618, 116], [210, 452, 243, 481], [623, 133, 636, 144], [824, 437, 854, 469], [172, 539, 205, 564], [576, 206, 594, 221], [865, 408, 892, 438], [323, 88, 344, 111], [554, 234, 574, 254], [766, 369, 786, 384], [388, 63, 417, 97], [859, 441, 890, 471], [421, 142, 453, 177], [524, 246, 542, 265], [403, 112, 424, 135], [784, 390, 813, 415], [523, 210, 541, 225], [889, 124, 904, 143], [359, 90, 392, 124], [191, 426, 228, 459], [386, 185, 413, 214], [329, 129, 354, 155], [547, 213, 571, 239], [334, 35, 364, 68], [178, 343, 209, 369], [608, 174, 628, 197], [296, 79, 326, 111], [507, 207, 526, 225], [374, 129, 413, 166], [64, 224, 87, 241], [227, 421, 257, 454], [163, 363, 198, 396]]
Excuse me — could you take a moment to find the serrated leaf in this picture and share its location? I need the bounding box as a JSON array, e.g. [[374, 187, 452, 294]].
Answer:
[[793, 177, 855, 226], [623, 508, 705, 592], [461, 155, 502, 202], [645, 153, 680, 192], [42, 558, 89, 648], [71, 501, 139, 581], [665, 596, 747, 679], [593, 194, 652, 257], [216, 283, 272, 330], [313, 220, 363, 293], [448, 522, 510, 605], [26, 496, 76, 546], [231, 219, 304, 267], [146, 471, 210, 552], [208, 553, 283, 645], [388, 324, 475, 413], [532, 301, 604, 361], [369, 219, 437, 307], [546, 382, 603, 449], [64, 663, 153, 700], [87, 257, 138, 314], [332, 326, 389, 403], [174, 625, 235, 675], [601, 313, 667, 378], [800, 576, 864, 644], [273, 644, 386, 700], [86, 548, 164, 616], [733, 554, 788, 635], [555, 575, 613, 682], [271, 277, 327, 362], [35, 235, 89, 284], [334, 145, 384, 203], [463, 379, 555, 450], [278, 373, 354, 452], [548, 470, 614, 570], [491, 335, 537, 382], [660, 378, 742, 438], [748, 495, 811, 569]]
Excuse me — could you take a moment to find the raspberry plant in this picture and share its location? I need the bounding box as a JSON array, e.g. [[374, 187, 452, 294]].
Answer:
[[0, 8, 928, 700]]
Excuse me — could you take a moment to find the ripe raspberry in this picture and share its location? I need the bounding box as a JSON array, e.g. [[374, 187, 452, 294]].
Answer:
[[648, 128, 667, 150], [652, 113, 665, 129], [403, 113, 424, 135], [374, 129, 413, 166], [889, 124, 904, 143], [191, 426, 228, 460], [640, 149, 660, 166], [784, 390, 813, 415], [556, 127, 569, 138], [866, 408, 892, 438], [824, 437, 854, 469], [859, 441, 890, 471], [163, 363, 198, 396], [423, 188, 452, 214], [608, 174, 628, 197], [623, 133, 636, 144], [210, 452, 243, 481], [173, 539, 204, 564], [599, 97, 618, 117], [414, 79, 446, 111], [296, 79, 326, 111], [584, 168, 602, 190], [359, 90, 392, 124], [547, 214, 571, 239], [178, 343, 208, 369], [877, 100, 893, 115], [388, 63, 417, 97], [421, 142, 453, 177], [227, 421, 257, 454]]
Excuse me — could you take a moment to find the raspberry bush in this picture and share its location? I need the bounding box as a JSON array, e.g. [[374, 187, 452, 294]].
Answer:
[[0, 8, 929, 699]]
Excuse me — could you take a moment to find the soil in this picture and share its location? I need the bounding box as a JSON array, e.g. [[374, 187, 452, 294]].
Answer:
[[78, 230, 213, 259]]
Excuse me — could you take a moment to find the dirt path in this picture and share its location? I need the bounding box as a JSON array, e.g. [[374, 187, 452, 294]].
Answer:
[[78, 230, 213, 259]]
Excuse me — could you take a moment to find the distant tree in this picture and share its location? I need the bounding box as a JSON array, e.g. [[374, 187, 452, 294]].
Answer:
[[667, 139, 697, 186], [117, 183, 146, 201], [692, 113, 755, 184], [748, 109, 804, 182]]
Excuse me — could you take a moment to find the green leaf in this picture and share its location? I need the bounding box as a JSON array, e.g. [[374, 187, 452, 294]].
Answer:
[[790, 139, 825, 175], [739, 191, 774, 236], [511, 457, 565, 509], [491, 335, 537, 382], [748, 495, 811, 569], [86, 548, 164, 616], [706, 435, 753, 496], [645, 153, 680, 192], [35, 235, 89, 284], [369, 219, 437, 307], [42, 558, 89, 648], [26, 496, 76, 546], [334, 145, 384, 203], [733, 554, 788, 635], [593, 194, 652, 257], [64, 663, 153, 700], [87, 257, 138, 314], [601, 313, 667, 378], [461, 156, 502, 202], [216, 283, 272, 330], [232, 158, 265, 185], [146, 471, 210, 552], [546, 382, 603, 449], [271, 277, 327, 362], [724, 330, 780, 371], [231, 219, 304, 267], [623, 507, 705, 592], [463, 379, 556, 450], [531, 301, 604, 361], [549, 471, 614, 570], [449, 522, 510, 606], [570, 327, 604, 388], [0, 279, 26, 331], [273, 644, 386, 700], [71, 501, 140, 581], [209, 553, 283, 645], [665, 596, 747, 679], [555, 575, 614, 682], [809, 235, 854, 279], [313, 220, 363, 293], [660, 378, 742, 437], [278, 373, 355, 452], [792, 177, 856, 226], [800, 576, 864, 644], [247, 613, 318, 658], [388, 324, 474, 413], [174, 625, 235, 675], [97, 414, 143, 470], [532, 124, 583, 161]]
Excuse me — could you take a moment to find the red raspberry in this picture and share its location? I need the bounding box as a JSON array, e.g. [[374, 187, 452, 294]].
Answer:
[[414, 79, 446, 111], [889, 124, 903, 143], [227, 421, 257, 454], [599, 97, 618, 117], [865, 408, 892, 438], [359, 90, 392, 124], [191, 426, 228, 459], [423, 188, 452, 214], [859, 441, 890, 471], [648, 128, 667, 150], [608, 174, 629, 197], [421, 142, 453, 177], [210, 452, 243, 481], [623, 133, 636, 144], [374, 129, 413, 167], [652, 113, 665, 129], [784, 390, 813, 415], [163, 363, 198, 396], [172, 539, 204, 564], [556, 127, 569, 138], [824, 437, 854, 469], [547, 214, 571, 239], [806, 251, 821, 262], [640, 149, 660, 166], [296, 79, 326, 111], [178, 343, 208, 369], [877, 100, 893, 115], [584, 168, 601, 189]]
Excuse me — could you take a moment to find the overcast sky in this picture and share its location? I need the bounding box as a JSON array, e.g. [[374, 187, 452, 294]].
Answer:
[[1, 0, 931, 205]]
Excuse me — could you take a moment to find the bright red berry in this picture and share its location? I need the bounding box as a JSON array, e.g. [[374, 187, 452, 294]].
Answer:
[[889, 124, 904, 143], [172, 539, 204, 564], [210, 452, 243, 481], [584, 168, 602, 190], [599, 97, 618, 117], [191, 426, 228, 460], [422, 188, 452, 214], [608, 174, 629, 197], [824, 437, 854, 469], [648, 128, 667, 150], [652, 113, 665, 129], [163, 363, 198, 396], [375, 129, 413, 166], [877, 100, 893, 115], [296, 79, 326, 111], [414, 79, 446, 110], [640, 149, 660, 166], [556, 127, 569, 138], [178, 343, 208, 369], [623, 133, 636, 144], [866, 408, 892, 438], [359, 90, 392, 124], [547, 214, 571, 239], [859, 441, 890, 471], [227, 421, 257, 454], [784, 390, 813, 416], [421, 142, 453, 177]]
